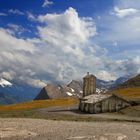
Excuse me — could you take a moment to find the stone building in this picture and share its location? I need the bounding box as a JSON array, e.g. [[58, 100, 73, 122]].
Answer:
[[79, 72, 130, 114], [83, 72, 96, 97]]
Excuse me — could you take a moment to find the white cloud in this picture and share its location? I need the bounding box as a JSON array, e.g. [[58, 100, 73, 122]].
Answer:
[[0, 13, 7, 16], [115, 0, 140, 10], [0, 71, 15, 81], [7, 24, 20, 31], [0, 7, 140, 87], [8, 9, 24, 15], [96, 70, 116, 81], [0, 7, 99, 86], [26, 78, 47, 88], [103, 56, 140, 78], [42, 0, 53, 7], [96, 2, 140, 48], [36, 7, 97, 81], [114, 6, 139, 18], [27, 12, 37, 21], [112, 41, 118, 47], [7, 23, 30, 35], [0, 28, 36, 53], [38, 7, 96, 48]]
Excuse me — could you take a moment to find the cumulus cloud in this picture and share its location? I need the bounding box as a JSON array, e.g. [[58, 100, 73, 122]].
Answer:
[[114, 7, 139, 18], [0, 7, 140, 88], [0, 28, 36, 53], [25, 78, 47, 88], [96, 70, 116, 81], [34, 7, 99, 83], [0, 7, 98, 87], [103, 57, 140, 79], [0, 71, 15, 81], [42, 0, 53, 7], [0, 28, 40, 86], [38, 7, 96, 52]]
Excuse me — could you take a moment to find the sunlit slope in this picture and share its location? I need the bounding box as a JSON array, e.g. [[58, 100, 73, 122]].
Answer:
[[0, 97, 78, 111], [120, 74, 140, 88], [113, 87, 140, 101]]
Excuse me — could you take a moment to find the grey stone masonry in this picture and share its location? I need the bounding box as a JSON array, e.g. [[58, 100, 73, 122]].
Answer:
[[83, 72, 96, 97]]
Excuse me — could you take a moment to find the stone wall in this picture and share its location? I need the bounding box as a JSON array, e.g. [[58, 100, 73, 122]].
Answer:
[[83, 73, 96, 97], [79, 95, 130, 114]]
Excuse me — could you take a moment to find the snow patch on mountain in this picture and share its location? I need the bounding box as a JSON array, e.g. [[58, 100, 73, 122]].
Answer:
[[0, 78, 12, 87], [96, 88, 108, 94], [80, 91, 83, 94], [70, 88, 75, 92], [66, 92, 73, 96]]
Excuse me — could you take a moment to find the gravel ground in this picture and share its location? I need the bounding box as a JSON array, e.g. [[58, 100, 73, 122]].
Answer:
[[0, 118, 140, 140], [38, 106, 140, 122]]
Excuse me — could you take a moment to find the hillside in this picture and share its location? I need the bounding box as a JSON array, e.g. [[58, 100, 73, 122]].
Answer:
[[34, 82, 84, 100], [112, 87, 140, 104], [0, 97, 78, 111], [0, 92, 18, 105], [0, 78, 40, 104], [119, 74, 140, 88]]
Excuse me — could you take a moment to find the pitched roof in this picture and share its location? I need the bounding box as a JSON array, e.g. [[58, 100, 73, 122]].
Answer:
[[81, 94, 112, 104], [80, 93, 130, 104]]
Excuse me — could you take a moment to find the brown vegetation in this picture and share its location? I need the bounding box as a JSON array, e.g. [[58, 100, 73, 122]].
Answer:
[[0, 97, 78, 111], [113, 87, 140, 101]]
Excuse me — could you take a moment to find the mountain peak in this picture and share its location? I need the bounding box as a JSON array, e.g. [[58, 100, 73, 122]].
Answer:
[[0, 78, 12, 87]]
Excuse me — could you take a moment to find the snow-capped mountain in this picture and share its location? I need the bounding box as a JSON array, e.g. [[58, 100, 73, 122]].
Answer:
[[0, 75, 132, 104], [0, 78, 12, 87], [96, 88, 108, 94], [96, 79, 115, 89], [0, 78, 40, 104]]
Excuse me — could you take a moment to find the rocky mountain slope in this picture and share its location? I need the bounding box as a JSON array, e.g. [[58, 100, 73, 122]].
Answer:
[[34, 82, 82, 100], [119, 74, 140, 88], [34, 84, 68, 100], [0, 78, 12, 87], [1, 74, 138, 103], [34, 74, 139, 101]]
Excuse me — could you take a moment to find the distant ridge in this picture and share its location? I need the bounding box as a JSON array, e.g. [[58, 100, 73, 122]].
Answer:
[[34, 84, 68, 100], [34, 80, 85, 100], [35, 75, 139, 101], [119, 74, 140, 88]]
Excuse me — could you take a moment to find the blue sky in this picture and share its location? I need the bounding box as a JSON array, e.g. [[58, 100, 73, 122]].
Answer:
[[0, 0, 140, 87]]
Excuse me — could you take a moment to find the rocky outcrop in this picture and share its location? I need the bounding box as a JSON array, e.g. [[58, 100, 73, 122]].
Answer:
[[34, 84, 68, 100], [34, 80, 84, 100]]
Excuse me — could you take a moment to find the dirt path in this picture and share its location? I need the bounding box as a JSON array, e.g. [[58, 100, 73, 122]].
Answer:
[[0, 118, 139, 140], [38, 106, 140, 122]]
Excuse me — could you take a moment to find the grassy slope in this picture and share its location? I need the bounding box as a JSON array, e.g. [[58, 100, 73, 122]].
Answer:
[[0, 97, 78, 111], [112, 87, 140, 102], [112, 87, 140, 117], [0, 89, 139, 121]]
